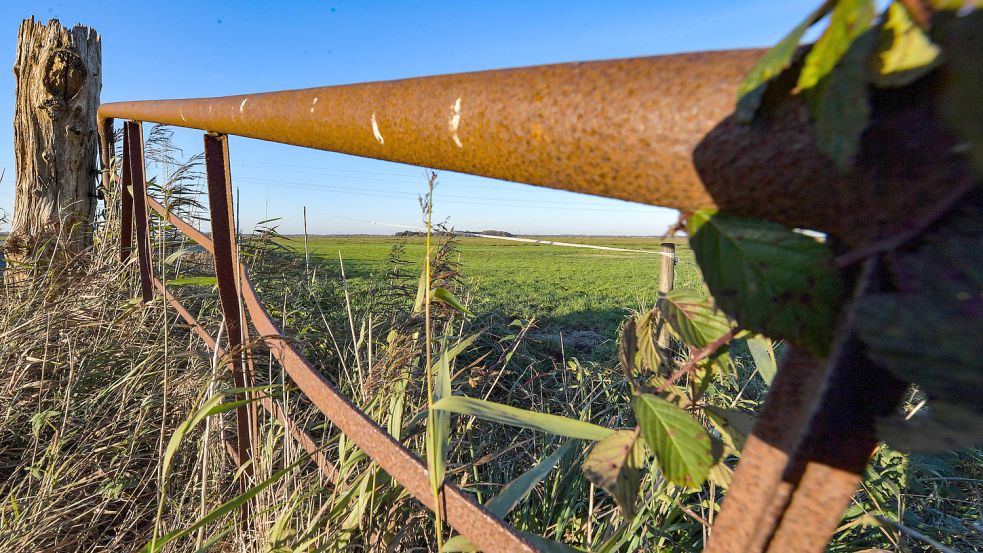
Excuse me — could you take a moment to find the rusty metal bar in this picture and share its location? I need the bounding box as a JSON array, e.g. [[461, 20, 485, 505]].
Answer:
[[97, 116, 114, 192], [144, 196, 534, 551], [146, 197, 212, 254], [97, 53, 972, 247], [124, 121, 153, 301], [152, 277, 339, 481], [203, 132, 256, 495], [704, 347, 833, 553], [97, 117, 130, 260], [762, 343, 907, 551]]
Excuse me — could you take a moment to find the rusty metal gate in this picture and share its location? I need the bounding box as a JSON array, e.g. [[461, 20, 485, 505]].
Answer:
[[98, 47, 965, 552]]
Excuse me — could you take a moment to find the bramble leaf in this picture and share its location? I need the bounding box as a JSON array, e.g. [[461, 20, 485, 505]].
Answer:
[[582, 429, 645, 516], [870, 2, 942, 88], [814, 28, 875, 171], [855, 201, 982, 409], [708, 461, 734, 489], [933, 8, 983, 178], [797, 0, 875, 95], [634, 310, 664, 373], [633, 394, 713, 488], [705, 405, 756, 453], [688, 209, 842, 355], [746, 336, 778, 386], [659, 289, 734, 348], [735, 0, 836, 122]]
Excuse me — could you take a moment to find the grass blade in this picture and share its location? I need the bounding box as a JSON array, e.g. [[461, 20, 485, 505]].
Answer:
[[432, 396, 613, 441]]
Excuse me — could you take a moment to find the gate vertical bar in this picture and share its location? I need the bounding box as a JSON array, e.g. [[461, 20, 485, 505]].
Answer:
[[119, 124, 133, 261], [125, 121, 152, 301], [97, 117, 130, 259], [203, 132, 256, 501]]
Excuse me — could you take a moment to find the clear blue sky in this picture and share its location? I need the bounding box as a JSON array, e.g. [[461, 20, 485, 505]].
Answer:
[[0, 1, 820, 235]]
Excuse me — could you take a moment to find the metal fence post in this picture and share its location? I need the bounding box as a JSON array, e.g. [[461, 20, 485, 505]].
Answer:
[[118, 123, 133, 262], [203, 132, 256, 499], [124, 121, 152, 301]]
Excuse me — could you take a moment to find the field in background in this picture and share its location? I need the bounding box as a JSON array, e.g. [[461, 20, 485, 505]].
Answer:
[[284, 235, 703, 341]]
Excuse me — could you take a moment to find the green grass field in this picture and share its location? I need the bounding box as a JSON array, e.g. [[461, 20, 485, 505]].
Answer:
[[282, 235, 704, 340]]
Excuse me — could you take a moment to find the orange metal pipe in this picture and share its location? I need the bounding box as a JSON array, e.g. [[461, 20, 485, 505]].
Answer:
[[98, 51, 758, 214], [98, 51, 971, 246]]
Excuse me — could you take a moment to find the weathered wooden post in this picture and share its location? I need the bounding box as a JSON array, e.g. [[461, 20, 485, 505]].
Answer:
[[6, 18, 101, 281], [657, 241, 676, 349]]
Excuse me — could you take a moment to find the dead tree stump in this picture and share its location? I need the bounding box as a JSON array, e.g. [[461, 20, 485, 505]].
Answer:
[[6, 18, 100, 282]]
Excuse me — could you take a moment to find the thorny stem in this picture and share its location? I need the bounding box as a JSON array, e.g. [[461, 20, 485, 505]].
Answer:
[[656, 328, 737, 393]]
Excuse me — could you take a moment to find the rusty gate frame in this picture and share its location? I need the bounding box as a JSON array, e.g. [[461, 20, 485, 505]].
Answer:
[[97, 48, 970, 552]]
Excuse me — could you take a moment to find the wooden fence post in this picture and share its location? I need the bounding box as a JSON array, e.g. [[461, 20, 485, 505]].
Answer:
[[6, 18, 100, 282], [658, 241, 676, 349]]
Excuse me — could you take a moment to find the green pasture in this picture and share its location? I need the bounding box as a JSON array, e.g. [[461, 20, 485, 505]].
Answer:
[[281, 235, 704, 338]]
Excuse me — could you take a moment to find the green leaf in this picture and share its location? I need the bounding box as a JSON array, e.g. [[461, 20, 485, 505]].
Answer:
[[704, 406, 756, 453], [30, 409, 60, 438], [432, 396, 613, 441], [166, 276, 218, 287], [689, 348, 732, 402], [442, 442, 575, 552], [934, 8, 983, 178], [441, 536, 476, 553], [797, 0, 875, 94], [708, 461, 734, 489], [633, 394, 713, 488], [619, 317, 639, 372], [428, 332, 479, 493], [634, 310, 664, 373], [486, 441, 574, 518], [163, 246, 205, 265], [870, 2, 942, 88], [814, 27, 875, 171], [659, 289, 733, 348], [413, 267, 427, 312], [735, 0, 836, 122], [688, 209, 842, 355], [582, 429, 645, 516], [431, 287, 474, 317], [856, 295, 980, 405], [746, 336, 778, 386], [854, 203, 982, 407], [161, 386, 273, 484], [878, 401, 983, 452]]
